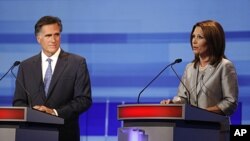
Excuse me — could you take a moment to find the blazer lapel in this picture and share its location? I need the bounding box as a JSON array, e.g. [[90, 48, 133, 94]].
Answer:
[[202, 65, 216, 84], [196, 64, 216, 96]]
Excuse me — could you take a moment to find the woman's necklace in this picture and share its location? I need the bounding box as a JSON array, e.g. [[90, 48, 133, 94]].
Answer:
[[199, 64, 208, 71]]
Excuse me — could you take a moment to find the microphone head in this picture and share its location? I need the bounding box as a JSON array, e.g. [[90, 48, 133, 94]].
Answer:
[[13, 61, 21, 66], [175, 58, 182, 63]]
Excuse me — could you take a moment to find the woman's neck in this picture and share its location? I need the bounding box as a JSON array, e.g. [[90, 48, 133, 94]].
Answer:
[[199, 56, 209, 67]]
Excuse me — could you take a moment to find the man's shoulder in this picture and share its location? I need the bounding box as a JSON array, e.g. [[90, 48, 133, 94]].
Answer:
[[21, 53, 40, 64], [61, 50, 86, 61]]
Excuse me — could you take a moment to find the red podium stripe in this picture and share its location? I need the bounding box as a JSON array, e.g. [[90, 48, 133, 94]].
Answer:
[[0, 108, 25, 120], [118, 105, 182, 119]]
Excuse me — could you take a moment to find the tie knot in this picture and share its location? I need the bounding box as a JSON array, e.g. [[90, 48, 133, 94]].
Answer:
[[46, 58, 52, 64]]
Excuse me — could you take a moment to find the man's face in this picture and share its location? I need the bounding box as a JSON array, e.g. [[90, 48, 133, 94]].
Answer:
[[36, 23, 61, 57]]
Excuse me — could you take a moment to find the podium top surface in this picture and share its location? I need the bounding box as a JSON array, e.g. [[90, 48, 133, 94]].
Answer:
[[117, 104, 227, 123], [0, 107, 64, 125]]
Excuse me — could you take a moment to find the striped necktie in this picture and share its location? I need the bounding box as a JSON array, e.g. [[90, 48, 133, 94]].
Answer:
[[44, 58, 52, 96]]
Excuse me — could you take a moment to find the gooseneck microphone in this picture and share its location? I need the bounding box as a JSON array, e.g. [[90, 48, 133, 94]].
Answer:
[[10, 61, 33, 108], [0, 61, 21, 81], [137, 58, 182, 103], [170, 63, 191, 105]]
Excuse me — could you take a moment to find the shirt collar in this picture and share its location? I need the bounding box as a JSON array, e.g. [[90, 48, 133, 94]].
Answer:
[[41, 48, 61, 62]]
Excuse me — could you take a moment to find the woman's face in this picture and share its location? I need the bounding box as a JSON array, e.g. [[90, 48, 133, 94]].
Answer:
[[191, 26, 208, 57]]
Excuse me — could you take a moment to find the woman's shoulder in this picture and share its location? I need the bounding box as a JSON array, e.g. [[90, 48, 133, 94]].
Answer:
[[218, 58, 237, 74], [220, 58, 235, 68], [185, 62, 195, 70]]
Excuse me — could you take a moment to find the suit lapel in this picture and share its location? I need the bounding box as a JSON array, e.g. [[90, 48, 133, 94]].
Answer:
[[46, 50, 68, 98], [32, 54, 47, 101]]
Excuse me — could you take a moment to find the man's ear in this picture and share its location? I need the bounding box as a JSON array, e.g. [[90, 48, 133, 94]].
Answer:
[[36, 35, 41, 44]]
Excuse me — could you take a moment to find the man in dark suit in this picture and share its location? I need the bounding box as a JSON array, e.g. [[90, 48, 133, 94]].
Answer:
[[12, 16, 92, 141]]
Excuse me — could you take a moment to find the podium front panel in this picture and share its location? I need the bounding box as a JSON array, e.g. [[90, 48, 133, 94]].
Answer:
[[117, 104, 227, 141], [0, 107, 26, 121], [118, 104, 184, 120]]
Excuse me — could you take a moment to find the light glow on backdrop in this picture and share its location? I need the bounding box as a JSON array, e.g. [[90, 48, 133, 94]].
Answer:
[[1, 0, 250, 139]]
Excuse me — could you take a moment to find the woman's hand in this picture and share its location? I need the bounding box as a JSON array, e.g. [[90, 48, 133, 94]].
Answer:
[[160, 99, 172, 104], [206, 105, 225, 115], [160, 96, 183, 104]]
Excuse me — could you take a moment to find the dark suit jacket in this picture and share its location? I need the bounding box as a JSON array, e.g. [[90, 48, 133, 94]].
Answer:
[[13, 49, 92, 141]]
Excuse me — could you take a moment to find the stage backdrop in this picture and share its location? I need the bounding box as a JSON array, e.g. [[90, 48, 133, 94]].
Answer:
[[1, 0, 250, 140]]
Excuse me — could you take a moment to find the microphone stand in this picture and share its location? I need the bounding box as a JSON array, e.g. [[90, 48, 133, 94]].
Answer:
[[137, 59, 182, 103], [0, 61, 20, 81], [170, 65, 191, 105]]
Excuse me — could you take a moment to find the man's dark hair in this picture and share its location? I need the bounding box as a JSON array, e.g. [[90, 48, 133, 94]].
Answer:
[[34, 16, 62, 36]]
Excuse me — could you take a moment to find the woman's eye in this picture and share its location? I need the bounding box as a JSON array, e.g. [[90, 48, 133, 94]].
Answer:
[[197, 35, 204, 39]]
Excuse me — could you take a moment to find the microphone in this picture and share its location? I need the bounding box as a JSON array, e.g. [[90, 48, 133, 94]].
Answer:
[[10, 61, 33, 108], [0, 61, 21, 81], [137, 58, 182, 103], [170, 63, 191, 105], [196, 74, 205, 106]]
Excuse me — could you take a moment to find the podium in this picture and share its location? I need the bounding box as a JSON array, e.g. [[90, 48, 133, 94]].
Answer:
[[117, 104, 229, 141], [0, 107, 64, 141]]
